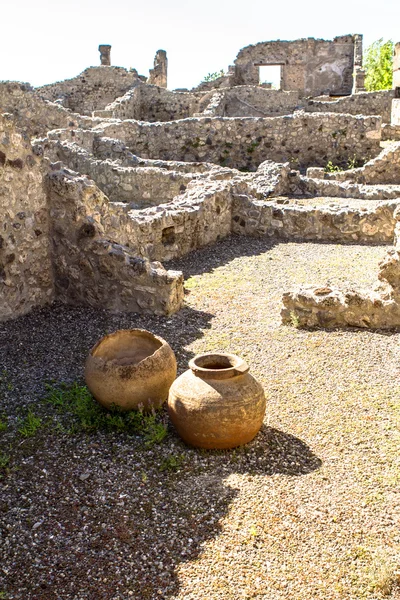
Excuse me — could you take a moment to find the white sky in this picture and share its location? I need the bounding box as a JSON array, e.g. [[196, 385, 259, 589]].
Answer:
[[2, 0, 399, 90]]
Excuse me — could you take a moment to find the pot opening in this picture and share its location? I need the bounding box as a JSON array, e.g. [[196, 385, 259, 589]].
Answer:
[[92, 330, 163, 366], [193, 354, 239, 371]]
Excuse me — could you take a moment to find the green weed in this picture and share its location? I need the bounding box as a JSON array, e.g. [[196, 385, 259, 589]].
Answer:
[[0, 417, 7, 433], [247, 140, 260, 154], [0, 453, 10, 469], [289, 311, 300, 328], [159, 453, 185, 472], [17, 411, 42, 438], [325, 160, 342, 173], [44, 383, 167, 446]]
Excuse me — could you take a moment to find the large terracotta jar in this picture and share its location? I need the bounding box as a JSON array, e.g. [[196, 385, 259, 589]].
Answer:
[[85, 329, 177, 411], [168, 352, 266, 449]]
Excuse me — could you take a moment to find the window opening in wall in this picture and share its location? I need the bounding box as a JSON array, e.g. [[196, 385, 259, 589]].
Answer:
[[258, 65, 282, 89]]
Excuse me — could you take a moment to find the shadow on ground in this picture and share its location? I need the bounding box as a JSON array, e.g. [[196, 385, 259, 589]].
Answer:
[[0, 421, 321, 599]]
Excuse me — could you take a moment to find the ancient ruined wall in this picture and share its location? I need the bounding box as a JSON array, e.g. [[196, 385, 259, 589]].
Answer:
[[104, 181, 234, 262], [100, 85, 207, 122], [95, 113, 381, 170], [299, 176, 400, 201], [46, 168, 184, 315], [305, 90, 395, 123], [281, 207, 400, 330], [382, 123, 400, 141], [97, 85, 300, 122], [0, 82, 99, 137], [232, 195, 396, 244], [306, 142, 400, 185], [37, 67, 140, 116], [234, 35, 357, 97], [222, 87, 300, 117], [40, 139, 197, 206], [0, 114, 54, 321]]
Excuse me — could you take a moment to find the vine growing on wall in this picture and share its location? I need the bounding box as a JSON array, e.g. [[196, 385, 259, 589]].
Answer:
[[364, 38, 394, 91]]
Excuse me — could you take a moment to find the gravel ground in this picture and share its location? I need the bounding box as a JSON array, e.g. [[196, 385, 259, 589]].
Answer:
[[1, 235, 399, 600]]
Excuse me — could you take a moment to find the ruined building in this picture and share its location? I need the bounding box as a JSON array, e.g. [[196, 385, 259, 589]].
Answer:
[[1, 35, 400, 328]]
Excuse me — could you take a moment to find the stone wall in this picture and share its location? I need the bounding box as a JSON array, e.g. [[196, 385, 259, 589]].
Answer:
[[0, 113, 54, 321], [100, 85, 207, 122], [281, 208, 400, 329], [221, 87, 300, 117], [44, 128, 217, 173], [0, 82, 99, 137], [94, 112, 381, 170], [98, 85, 301, 121], [232, 195, 396, 244], [306, 142, 400, 185], [298, 176, 400, 201], [37, 67, 140, 116], [305, 90, 394, 123], [76, 162, 397, 266], [234, 35, 358, 96], [46, 168, 184, 315], [39, 139, 198, 206], [104, 181, 234, 262], [381, 123, 400, 141]]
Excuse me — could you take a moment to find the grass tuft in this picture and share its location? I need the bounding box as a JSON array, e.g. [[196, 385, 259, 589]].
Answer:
[[44, 382, 168, 446], [17, 411, 42, 438]]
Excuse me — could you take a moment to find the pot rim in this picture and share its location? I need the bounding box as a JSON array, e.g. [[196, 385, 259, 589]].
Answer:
[[88, 328, 168, 368], [189, 352, 249, 380]]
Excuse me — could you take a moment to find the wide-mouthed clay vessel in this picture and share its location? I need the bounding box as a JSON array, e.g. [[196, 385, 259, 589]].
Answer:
[[168, 352, 266, 449], [85, 329, 177, 411]]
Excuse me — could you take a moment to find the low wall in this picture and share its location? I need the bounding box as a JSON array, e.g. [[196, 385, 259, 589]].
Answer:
[[299, 176, 400, 200], [104, 181, 234, 262], [95, 112, 381, 170], [306, 142, 400, 185], [382, 123, 400, 141], [305, 90, 395, 123], [281, 210, 400, 329], [0, 114, 54, 321], [232, 195, 396, 244]]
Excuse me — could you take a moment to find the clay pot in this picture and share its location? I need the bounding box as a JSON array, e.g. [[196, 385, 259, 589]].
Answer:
[[168, 352, 266, 449], [85, 329, 177, 411]]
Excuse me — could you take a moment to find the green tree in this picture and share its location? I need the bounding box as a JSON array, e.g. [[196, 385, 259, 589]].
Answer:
[[364, 38, 394, 91]]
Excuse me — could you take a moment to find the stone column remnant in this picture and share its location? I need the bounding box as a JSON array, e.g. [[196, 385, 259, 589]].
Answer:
[[393, 42, 400, 90], [352, 34, 366, 92], [148, 50, 168, 88], [99, 45, 111, 66]]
